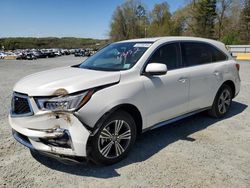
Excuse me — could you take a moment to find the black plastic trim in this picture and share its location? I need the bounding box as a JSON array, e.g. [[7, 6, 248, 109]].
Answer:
[[12, 129, 34, 149]]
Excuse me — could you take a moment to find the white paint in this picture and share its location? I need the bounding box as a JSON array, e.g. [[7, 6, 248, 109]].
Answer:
[[9, 36, 241, 157]]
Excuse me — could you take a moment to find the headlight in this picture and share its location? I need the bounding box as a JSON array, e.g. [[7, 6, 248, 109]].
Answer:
[[35, 90, 94, 112]]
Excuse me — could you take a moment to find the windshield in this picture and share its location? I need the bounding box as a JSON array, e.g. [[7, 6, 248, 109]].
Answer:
[[79, 42, 152, 71]]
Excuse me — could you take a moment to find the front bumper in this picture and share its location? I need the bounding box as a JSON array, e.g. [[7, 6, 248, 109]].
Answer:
[[9, 111, 91, 157]]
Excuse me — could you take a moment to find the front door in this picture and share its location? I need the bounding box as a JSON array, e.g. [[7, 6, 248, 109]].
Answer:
[[141, 43, 189, 128]]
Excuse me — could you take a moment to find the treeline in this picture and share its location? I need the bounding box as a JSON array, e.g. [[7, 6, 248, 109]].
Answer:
[[0, 37, 107, 50], [110, 0, 250, 44]]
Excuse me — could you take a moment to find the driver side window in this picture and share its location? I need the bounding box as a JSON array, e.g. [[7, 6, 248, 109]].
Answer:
[[149, 43, 179, 70]]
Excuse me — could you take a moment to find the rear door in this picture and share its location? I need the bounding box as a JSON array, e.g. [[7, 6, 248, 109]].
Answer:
[[181, 42, 228, 112]]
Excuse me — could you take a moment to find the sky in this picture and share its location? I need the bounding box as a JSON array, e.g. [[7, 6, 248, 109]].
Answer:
[[1, 0, 186, 39]]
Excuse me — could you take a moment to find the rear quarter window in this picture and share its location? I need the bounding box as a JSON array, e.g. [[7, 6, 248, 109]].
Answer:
[[210, 46, 228, 62], [181, 42, 228, 67]]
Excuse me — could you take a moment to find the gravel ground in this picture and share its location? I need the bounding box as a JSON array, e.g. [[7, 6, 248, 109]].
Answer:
[[0, 56, 249, 188]]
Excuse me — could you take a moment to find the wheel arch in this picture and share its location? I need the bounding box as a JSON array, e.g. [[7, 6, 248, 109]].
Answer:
[[92, 103, 143, 136], [222, 80, 236, 98], [86, 103, 143, 158]]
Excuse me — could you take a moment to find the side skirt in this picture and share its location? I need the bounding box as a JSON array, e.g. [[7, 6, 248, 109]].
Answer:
[[142, 107, 211, 133]]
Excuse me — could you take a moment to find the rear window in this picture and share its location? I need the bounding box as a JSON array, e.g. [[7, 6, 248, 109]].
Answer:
[[181, 42, 227, 67], [211, 46, 228, 62]]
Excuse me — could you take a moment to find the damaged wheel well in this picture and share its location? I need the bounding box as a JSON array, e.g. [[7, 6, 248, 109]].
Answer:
[[115, 104, 143, 135], [86, 103, 143, 156]]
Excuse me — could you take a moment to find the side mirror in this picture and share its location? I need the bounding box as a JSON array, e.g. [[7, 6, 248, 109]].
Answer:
[[145, 63, 167, 76]]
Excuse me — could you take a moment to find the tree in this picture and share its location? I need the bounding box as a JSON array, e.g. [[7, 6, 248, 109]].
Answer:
[[108, 0, 245, 44], [239, 0, 250, 43], [171, 5, 192, 36], [148, 2, 172, 37], [0, 37, 104, 50], [216, 0, 232, 39], [191, 0, 217, 38], [109, 0, 147, 41], [136, 5, 148, 38], [216, 0, 244, 44], [110, 6, 128, 41]]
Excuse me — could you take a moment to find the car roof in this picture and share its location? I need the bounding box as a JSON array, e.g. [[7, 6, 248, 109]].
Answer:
[[117, 37, 161, 43], [117, 36, 225, 46]]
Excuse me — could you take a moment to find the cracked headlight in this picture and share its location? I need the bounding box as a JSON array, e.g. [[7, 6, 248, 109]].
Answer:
[[35, 90, 94, 112]]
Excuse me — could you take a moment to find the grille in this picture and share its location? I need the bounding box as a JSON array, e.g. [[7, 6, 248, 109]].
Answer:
[[11, 93, 33, 116]]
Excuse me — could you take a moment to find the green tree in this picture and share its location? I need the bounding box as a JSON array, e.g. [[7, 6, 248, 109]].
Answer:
[[191, 0, 217, 38], [0, 37, 105, 50], [239, 0, 250, 43], [171, 6, 190, 36], [148, 2, 172, 37], [109, 0, 147, 41], [221, 31, 241, 45], [214, 0, 243, 43], [110, 6, 128, 41], [216, 0, 232, 39]]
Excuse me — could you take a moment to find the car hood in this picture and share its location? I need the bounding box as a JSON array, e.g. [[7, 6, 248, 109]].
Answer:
[[14, 67, 121, 96]]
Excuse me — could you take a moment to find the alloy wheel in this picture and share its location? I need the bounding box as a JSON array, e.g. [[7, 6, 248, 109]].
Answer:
[[218, 89, 231, 114], [98, 120, 131, 159]]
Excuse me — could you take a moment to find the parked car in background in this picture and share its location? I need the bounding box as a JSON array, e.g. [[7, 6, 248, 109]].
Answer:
[[0, 52, 7, 59], [69, 49, 76, 54], [9, 37, 240, 165], [16, 53, 27, 60], [84, 48, 92, 57], [26, 53, 37, 60], [54, 51, 62, 56], [33, 51, 47, 58], [42, 50, 56, 58], [2, 48, 97, 60], [74, 49, 84, 57], [61, 49, 70, 55]]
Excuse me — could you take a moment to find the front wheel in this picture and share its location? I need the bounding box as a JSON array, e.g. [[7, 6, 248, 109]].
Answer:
[[90, 110, 136, 165], [209, 84, 233, 118]]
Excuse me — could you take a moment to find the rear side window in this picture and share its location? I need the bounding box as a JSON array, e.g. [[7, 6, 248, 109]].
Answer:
[[148, 43, 179, 70], [210, 46, 228, 62], [181, 42, 227, 67]]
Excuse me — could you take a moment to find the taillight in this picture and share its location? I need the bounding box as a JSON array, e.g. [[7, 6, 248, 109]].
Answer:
[[236, 63, 240, 71]]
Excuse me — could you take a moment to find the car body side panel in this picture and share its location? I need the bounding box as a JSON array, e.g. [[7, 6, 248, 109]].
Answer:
[[186, 62, 224, 111], [227, 60, 241, 96], [77, 70, 149, 129], [141, 68, 189, 128]]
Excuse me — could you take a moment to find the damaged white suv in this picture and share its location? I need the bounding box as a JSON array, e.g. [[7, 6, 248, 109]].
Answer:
[[9, 37, 240, 165]]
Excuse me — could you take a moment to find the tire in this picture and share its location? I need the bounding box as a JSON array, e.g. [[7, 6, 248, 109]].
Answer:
[[208, 84, 233, 118], [90, 110, 136, 165]]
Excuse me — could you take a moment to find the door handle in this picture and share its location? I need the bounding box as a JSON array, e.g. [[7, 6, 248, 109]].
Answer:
[[178, 77, 187, 83], [213, 71, 220, 76]]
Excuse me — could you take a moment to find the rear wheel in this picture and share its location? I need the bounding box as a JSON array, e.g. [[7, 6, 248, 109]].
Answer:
[[209, 84, 232, 118], [90, 110, 136, 165]]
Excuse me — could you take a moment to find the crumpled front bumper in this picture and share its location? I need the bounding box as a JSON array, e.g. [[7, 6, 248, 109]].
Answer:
[[9, 111, 91, 157]]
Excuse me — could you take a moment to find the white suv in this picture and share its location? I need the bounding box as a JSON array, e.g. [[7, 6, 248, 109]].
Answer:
[[9, 37, 240, 165]]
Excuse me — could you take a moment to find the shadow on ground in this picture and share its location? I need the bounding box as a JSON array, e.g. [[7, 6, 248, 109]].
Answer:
[[31, 101, 247, 178]]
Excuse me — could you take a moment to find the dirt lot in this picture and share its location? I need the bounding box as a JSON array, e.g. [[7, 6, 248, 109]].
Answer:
[[0, 56, 249, 188]]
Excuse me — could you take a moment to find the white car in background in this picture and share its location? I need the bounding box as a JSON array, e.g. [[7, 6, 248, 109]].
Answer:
[[0, 52, 7, 59], [9, 37, 240, 165]]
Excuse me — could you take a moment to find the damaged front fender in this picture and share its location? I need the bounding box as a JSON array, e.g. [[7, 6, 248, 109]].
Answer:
[[9, 111, 91, 157]]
